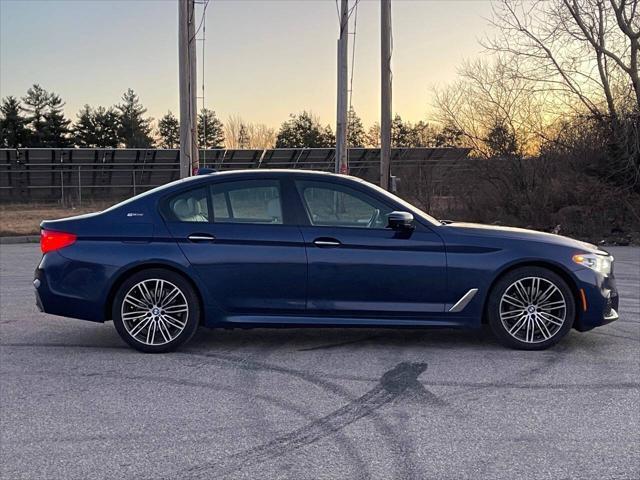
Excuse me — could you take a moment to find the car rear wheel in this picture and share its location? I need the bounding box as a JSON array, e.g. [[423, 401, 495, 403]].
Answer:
[[112, 269, 200, 353], [487, 267, 575, 350]]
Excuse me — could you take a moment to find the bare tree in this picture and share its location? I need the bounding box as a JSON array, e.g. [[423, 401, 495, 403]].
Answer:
[[224, 114, 244, 149], [433, 56, 545, 157], [480, 0, 639, 186], [486, 0, 638, 119], [244, 123, 276, 149], [225, 114, 275, 149]]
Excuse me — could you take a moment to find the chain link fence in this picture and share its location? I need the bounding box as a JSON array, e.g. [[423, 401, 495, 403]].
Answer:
[[0, 147, 471, 205]]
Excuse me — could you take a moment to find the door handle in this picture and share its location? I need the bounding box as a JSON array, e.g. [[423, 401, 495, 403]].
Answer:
[[187, 234, 216, 243], [313, 238, 341, 248]]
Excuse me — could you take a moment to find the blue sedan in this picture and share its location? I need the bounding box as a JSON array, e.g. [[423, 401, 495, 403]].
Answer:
[[34, 170, 619, 352]]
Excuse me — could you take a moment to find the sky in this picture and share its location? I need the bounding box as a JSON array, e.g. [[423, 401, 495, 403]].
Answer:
[[0, 0, 495, 128]]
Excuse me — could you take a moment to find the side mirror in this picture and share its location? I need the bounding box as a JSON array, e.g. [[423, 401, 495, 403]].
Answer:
[[387, 211, 414, 231]]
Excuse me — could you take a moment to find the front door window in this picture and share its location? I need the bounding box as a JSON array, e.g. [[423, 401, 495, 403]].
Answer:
[[296, 181, 391, 229]]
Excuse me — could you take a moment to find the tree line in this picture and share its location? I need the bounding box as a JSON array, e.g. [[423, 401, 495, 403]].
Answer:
[[0, 85, 466, 151], [1, 0, 636, 185], [0, 85, 226, 150]]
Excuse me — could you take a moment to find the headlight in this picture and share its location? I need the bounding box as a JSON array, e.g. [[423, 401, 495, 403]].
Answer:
[[572, 252, 613, 275]]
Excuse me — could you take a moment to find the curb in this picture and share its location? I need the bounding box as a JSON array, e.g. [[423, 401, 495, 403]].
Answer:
[[0, 235, 40, 245]]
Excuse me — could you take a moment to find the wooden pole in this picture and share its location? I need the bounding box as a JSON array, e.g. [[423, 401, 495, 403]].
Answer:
[[336, 0, 349, 174], [178, 0, 199, 178], [380, 0, 392, 189]]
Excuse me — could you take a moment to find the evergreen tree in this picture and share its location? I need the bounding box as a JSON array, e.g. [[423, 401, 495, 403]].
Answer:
[[22, 84, 50, 146], [74, 105, 119, 148], [41, 93, 71, 147], [412, 121, 439, 148], [347, 107, 366, 147], [391, 114, 418, 147], [433, 124, 464, 148], [93, 107, 120, 148], [275, 111, 335, 148], [0, 96, 30, 148], [116, 89, 154, 148], [197, 108, 225, 148], [323, 125, 336, 147], [366, 117, 439, 148], [73, 105, 97, 147], [485, 122, 519, 157], [157, 111, 180, 148], [238, 123, 250, 149], [366, 122, 380, 147]]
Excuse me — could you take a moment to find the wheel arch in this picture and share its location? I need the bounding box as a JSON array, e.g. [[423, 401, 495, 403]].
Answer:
[[104, 262, 205, 323], [481, 260, 581, 324]]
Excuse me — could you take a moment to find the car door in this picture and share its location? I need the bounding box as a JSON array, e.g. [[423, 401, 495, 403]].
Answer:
[[162, 178, 307, 315], [294, 179, 447, 317]]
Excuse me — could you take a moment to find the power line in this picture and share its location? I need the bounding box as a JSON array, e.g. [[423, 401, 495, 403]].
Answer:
[[191, 0, 210, 42], [348, 0, 360, 117], [335, 0, 359, 25], [194, 0, 210, 162]]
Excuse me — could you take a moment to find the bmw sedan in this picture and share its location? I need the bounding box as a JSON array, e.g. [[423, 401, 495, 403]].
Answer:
[[34, 170, 619, 352]]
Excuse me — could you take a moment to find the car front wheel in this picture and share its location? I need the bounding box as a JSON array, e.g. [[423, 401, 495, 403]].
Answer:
[[487, 267, 575, 350], [112, 269, 200, 353]]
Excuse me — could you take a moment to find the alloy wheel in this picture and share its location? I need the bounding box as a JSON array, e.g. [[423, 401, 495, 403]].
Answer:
[[121, 279, 189, 346], [499, 276, 567, 344]]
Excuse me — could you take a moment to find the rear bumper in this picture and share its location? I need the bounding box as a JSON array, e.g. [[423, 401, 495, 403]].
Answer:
[[34, 251, 115, 322], [573, 267, 619, 332]]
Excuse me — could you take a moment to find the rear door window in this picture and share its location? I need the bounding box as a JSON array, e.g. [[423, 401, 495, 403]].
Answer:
[[210, 180, 283, 224]]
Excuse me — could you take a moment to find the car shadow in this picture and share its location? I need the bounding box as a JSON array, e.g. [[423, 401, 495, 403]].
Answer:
[[187, 324, 502, 352], [6, 317, 609, 354]]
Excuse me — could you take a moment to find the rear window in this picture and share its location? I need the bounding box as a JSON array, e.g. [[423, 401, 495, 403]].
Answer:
[[163, 188, 209, 223]]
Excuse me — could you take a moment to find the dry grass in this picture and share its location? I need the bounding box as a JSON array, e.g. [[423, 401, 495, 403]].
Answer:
[[0, 202, 112, 236]]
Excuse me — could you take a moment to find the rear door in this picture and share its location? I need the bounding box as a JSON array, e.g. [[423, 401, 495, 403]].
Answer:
[[294, 179, 448, 317], [162, 178, 307, 315]]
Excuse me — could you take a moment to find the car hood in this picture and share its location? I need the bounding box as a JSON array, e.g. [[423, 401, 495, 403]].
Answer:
[[444, 222, 599, 251]]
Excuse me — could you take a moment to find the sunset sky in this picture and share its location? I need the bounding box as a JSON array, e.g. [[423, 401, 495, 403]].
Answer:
[[1, 0, 494, 128]]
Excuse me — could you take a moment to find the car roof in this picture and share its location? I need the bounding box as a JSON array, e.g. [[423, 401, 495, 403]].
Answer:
[[128, 169, 365, 202], [185, 168, 366, 186], [200, 169, 347, 179]]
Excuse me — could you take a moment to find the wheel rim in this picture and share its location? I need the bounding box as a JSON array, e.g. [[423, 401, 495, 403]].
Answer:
[[121, 279, 189, 346], [499, 276, 567, 344]]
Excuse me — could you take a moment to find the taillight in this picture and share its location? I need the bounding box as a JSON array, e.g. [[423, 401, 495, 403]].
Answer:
[[40, 229, 77, 254]]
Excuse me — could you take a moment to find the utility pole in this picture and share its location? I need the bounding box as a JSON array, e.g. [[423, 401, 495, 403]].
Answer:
[[336, 0, 349, 174], [178, 0, 199, 178], [380, 0, 392, 190]]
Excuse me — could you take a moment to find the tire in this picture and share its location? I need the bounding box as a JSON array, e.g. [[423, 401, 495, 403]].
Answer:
[[487, 266, 575, 350], [112, 268, 200, 353]]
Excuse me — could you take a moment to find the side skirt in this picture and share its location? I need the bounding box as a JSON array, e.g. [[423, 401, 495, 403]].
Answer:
[[206, 314, 478, 329]]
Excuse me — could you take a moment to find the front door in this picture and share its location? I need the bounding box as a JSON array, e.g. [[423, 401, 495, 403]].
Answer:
[[294, 179, 447, 317], [163, 179, 307, 314]]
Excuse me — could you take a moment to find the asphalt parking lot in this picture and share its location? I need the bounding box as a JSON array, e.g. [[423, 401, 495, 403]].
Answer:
[[0, 244, 638, 480]]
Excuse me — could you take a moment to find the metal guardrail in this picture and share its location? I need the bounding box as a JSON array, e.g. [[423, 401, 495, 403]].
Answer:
[[0, 147, 470, 204]]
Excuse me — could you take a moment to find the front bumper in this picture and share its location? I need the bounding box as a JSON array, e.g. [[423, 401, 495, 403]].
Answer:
[[573, 266, 619, 332]]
